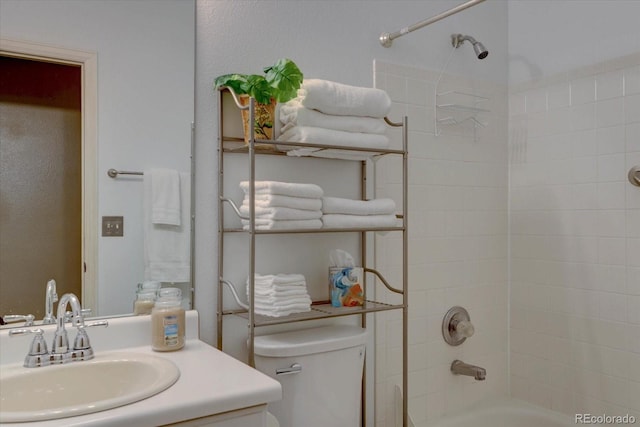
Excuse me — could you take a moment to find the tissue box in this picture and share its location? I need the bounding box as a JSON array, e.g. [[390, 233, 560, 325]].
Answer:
[[329, 267, 364, 307]]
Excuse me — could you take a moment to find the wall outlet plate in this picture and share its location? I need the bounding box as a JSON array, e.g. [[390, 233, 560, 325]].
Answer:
[[102, 216, 123, 237]]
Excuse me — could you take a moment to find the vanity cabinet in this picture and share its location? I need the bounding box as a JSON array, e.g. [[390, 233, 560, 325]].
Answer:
[[165, 404, 266, 427], [216, 89, 409, 425]]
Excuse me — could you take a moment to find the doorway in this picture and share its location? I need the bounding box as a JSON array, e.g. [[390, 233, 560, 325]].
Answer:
[[0, 56, 82, 317]]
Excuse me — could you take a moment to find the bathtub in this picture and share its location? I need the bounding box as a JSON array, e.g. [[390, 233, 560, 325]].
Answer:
[[416, 398, 603, 427]]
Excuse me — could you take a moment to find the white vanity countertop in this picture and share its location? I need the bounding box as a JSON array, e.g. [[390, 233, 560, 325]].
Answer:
[[0, 312, 282, 427]]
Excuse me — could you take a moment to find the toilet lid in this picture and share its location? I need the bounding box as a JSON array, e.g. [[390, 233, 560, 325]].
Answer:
[[267, 412, 280, 427]]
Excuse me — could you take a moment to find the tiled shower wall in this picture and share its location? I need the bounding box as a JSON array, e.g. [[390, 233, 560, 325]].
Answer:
[[509, 53, 640, 417], [373, 61, 509, 426]]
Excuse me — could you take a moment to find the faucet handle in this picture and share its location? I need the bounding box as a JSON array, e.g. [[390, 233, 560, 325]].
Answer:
[[72, 320, 108, 361], [64, 308, 92, 324], [73, 320, 108, 349], [9, 328, 51, 367], [3, 314, 35, 327]]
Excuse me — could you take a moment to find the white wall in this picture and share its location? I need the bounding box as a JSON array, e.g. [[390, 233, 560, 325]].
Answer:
[[195, 0, 508, 347], [508, 0, 640, 85], [508, 0, 640, 418], [195, 2, 507, 425], [0, 0, 195, 316]]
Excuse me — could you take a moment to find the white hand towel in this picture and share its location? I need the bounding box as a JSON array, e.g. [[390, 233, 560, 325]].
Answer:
[[277, 126, 389, 150], [322, 197, 396, 215], [241, 218, 323, 231], [240, 181, 324, 199], [297, 79, 392, 118], [321, 214, 398, 229], [239, 204, 322, 220], [149, 168, 181, 226], [144, 172, 191, 282], [244, 194, 323, 211], [280, 100, 388, 134]]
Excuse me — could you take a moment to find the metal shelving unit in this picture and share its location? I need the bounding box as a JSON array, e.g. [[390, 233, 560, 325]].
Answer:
[[216, 87, 409, 426]]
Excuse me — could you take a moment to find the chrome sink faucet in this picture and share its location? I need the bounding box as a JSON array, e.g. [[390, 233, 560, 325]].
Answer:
[[52, 293, 84, 357], [451, 360, 486, 381], [42, 279, 58, 325], [10, 292, 108, 367]]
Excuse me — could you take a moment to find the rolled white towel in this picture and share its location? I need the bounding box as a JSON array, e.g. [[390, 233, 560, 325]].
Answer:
[[277, 126, 389, 150], [280, 100, 388, 134], [241, 218, 323, 231], [322, 197, 396, 215], [321, 214, 398, 229], [240, 181, 323, 199], [297, 79, 392, 118], [239, 205, 322, 220], [244, 194, 323, 211]]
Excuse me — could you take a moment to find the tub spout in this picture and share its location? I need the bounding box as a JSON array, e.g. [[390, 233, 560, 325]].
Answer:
[[451, 359, 486, 381]]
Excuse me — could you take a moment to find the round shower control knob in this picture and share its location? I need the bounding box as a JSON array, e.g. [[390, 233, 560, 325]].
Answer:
[[456, 319, 475, 338], [442, 306, 474, 346]]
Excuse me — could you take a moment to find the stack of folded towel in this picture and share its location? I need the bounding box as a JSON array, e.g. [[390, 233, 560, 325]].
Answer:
[[239, 180, 323, 230], [248, 273, 312, 317], [321, 196, 398, 228], [277, 79, 392, 160]]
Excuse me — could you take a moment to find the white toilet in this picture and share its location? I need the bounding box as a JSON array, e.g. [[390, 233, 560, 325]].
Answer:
[[254, 325, 367, 427]]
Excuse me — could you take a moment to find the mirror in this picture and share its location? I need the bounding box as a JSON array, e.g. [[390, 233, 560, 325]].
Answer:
[[0, 0, 195, 324]]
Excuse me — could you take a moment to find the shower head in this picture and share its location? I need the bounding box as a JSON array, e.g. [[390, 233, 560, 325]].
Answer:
[[451, 34, 489, 60]]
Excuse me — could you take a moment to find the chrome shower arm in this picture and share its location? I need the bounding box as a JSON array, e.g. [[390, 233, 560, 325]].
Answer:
[[379, 0, 486, 47]]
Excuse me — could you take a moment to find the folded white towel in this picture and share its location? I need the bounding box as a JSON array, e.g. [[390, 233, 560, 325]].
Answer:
[[277, 126, 389, 150], [149, 168, 181, 226], [297, 79, 392, 118], [241, 218, 323, 231], [321, 214, 398, 229], [285, 148, 379, 161], [322, 197, 396, 215], [239, 204, 322, 220], [254, 305, 312, 317], [244, 194, 323, 211], [280, 100, 388, 134], [256, 296, 312, 307], [254, 288, 310, 297], [240, 181, 324, 199], [253, 273, 307, 285]]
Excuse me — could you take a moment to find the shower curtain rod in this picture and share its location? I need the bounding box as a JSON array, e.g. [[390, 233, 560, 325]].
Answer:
[[379, 0, 486, 47]]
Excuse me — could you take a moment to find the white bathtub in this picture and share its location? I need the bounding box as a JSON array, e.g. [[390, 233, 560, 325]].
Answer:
[[417, 398, 601, 427]]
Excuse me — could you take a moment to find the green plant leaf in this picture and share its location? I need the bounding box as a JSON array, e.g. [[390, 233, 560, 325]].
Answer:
[[264, 58, 303, 103], [244, 75, 272, 104], [214, 74, 248, 95]]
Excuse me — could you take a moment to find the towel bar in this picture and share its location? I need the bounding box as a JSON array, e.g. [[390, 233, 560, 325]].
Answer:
[[107, 168, 143, 178]]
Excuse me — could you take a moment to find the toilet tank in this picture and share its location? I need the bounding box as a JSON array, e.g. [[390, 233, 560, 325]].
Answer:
[[253, 325, 367, 427]]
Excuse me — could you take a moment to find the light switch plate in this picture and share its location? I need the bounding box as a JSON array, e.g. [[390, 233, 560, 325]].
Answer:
[[102, 216, 124, 237]]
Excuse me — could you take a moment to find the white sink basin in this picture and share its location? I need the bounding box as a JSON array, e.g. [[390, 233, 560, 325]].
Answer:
[[0, 352, 180, 423]]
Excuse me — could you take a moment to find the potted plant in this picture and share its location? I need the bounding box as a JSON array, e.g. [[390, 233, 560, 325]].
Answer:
[[214, 58, 303, 143]]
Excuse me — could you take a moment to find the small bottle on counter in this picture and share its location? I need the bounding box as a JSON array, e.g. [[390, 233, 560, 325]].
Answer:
[[151, 289, 185, 352]]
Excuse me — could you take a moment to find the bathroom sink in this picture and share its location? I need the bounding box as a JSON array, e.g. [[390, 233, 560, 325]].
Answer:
[[0, 352, 180, 423]]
